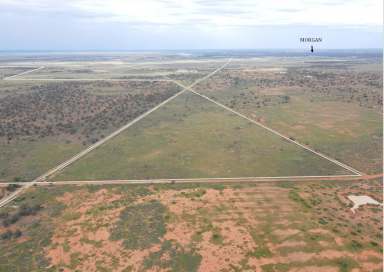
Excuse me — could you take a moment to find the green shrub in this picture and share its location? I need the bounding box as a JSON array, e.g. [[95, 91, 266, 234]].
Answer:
[[0, 229, 22, 240], [337, 257, 359, 272], [6, 184, 21, 192]]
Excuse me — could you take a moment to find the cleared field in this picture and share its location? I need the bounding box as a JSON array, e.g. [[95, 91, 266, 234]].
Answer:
[[10, 59, 227, 85], [193, 59, 383, 174], [0, 80, 181, 182], [17, 65, 171, 80], [0, 67, 36, 79], [0, 179, 381, 271], [244, 97, 382, 174], [54, 91, 353, 181]]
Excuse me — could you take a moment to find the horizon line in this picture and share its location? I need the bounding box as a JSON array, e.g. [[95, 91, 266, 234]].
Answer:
[[0, 48, 382, 52]]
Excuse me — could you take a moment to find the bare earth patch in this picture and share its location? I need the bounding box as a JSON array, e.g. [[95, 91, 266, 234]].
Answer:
[[41, 181, 382, 271]]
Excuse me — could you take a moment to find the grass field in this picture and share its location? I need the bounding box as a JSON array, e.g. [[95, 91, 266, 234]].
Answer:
[[0, 179, 381, 271], [2, 56, 380, 183], [54, 91, 353, 181], [0, 136, 83, 182], [247, 97, 382, 174], [193, 60, 382, 174]]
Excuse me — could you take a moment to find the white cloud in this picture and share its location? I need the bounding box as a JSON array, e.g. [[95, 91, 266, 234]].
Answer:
[[0, 0, 382, 27]]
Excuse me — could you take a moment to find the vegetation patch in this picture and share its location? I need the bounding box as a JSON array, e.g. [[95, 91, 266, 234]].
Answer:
[[248, 246, 273, 259], [0, 80, 180, 182], [336, 257, 360, 272], [55, 91, 351, 181], [143, 240, 202, 272], [194, 60, 382, 174], [289, 190, 311, 209], [0, 186, 71, 271], [0, 172, 382, 271], [110, 200, 167, 250], [178, 188, 206, 199]]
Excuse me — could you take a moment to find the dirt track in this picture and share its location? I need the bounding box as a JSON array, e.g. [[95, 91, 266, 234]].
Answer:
[[0, 59, 232, 208], [0, 173, 381, 187]]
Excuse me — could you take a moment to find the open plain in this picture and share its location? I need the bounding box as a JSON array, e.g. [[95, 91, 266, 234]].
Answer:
[[0, 50, 382, 271]]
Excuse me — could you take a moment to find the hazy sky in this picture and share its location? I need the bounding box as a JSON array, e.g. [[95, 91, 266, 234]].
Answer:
[[0, 0, 382, 50]]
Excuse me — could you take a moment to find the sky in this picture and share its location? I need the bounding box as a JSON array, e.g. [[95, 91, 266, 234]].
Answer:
[[0, 0, 382, 50]]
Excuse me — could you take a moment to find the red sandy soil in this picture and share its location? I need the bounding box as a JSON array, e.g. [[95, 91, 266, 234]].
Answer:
[[42, 183, 382, 271]]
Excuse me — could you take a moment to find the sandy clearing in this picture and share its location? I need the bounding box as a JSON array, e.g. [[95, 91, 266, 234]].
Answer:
[[46, 189, 134, 271], [272, 229, 301, 240], [275, 240, 307, 249], [164, 221, 194, 247], [289, 266, 338, 272], [250, 249, 382, 269], [37, 182, 382, 271]]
